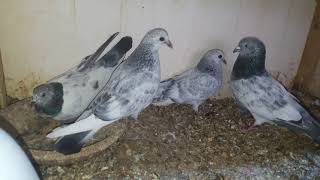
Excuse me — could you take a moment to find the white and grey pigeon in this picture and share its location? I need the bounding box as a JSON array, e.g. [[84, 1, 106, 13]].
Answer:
[[230, 37, 320, 143], [153, 49, 226, 111], [32, 33, 132, 121], [47, 28, 173, 154], [0, 128, 40, 180]]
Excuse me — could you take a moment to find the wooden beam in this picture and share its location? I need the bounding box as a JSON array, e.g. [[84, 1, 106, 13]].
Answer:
[[294, 2, 320, 98], [0, 49, 7, 108]]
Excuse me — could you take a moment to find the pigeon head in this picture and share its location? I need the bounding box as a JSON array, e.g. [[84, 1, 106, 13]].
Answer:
[[205, 49, 226, 65], [32, 82, 64, 116], [233, 37, 266, 57], [232, 37, 266, 79], [197, 49, 226, 73], [141, 28, 173, 49]]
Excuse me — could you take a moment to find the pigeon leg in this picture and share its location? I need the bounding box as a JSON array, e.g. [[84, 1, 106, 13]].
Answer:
[[241, 113, 267, 133], [130, 113, 139, 121], [131, 115, 148, 129], [241, 123, 258, 133], [192, 104, 199, 112], [192, 101, 202, 112]]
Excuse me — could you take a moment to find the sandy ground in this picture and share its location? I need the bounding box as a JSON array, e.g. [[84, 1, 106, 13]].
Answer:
[[34, 92, 320, 179]]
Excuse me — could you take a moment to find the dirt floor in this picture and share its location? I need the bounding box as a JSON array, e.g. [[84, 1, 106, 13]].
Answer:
[[32, 92, 320, 179]]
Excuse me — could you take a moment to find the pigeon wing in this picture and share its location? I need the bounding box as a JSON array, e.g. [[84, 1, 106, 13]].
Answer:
[[174, 72, 219, 101], [231, 75, 302, 123]]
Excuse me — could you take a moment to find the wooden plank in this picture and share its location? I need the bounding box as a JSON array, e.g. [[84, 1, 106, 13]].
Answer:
[[0, 49, 7, 108], [294, 2, 320, 98]]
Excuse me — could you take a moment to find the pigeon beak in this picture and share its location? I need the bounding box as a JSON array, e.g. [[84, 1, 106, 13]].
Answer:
[[30, 100, 36, 109], [222, 58, 227, 65], [233, 46, 241, 53], [166, 40, 173, 49]]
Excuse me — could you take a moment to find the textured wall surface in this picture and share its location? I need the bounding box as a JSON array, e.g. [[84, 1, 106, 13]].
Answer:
[[0, 0, 316, 99]]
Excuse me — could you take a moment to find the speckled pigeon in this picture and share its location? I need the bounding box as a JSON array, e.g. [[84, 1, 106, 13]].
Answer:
[[230, 37, 320, 143], [153, 49, 226, 111], [47, 28, 173, 155], [32, 33, 132, 121]]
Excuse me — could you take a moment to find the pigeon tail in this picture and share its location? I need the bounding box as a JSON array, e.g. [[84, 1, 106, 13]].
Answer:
[[98, 36, 133, 68], [54, 130, 94, 155], [152, 78, 175, 105], [47, 114, 106, 138], [47, 114, 117, 154], [275, 107, 320, 144], [114, 36, 133, 53], [77, 32, 119, 71]]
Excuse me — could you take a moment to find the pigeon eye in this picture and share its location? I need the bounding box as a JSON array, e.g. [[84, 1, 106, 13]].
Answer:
[[218, 55, 222, 59], [244, 44, 248, 48], [159, 37, 165, 41], [41, 93, 46, 97]]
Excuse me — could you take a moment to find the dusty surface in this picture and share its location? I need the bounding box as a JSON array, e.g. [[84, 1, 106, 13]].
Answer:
[[35, 92, 320, 179], [0, 98, 126, 151], [0, 98, 127, 165]]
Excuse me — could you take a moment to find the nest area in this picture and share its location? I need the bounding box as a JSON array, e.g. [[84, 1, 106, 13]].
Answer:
[[0, 98, 127, 165], [0, 92, 320, 179]]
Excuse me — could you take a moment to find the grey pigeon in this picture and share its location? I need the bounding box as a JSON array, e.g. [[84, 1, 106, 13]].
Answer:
[[32, 33, 132, 121], [230, 37, 320, 143], [153, 49, 226, 111], [47, 28, 173, 154]]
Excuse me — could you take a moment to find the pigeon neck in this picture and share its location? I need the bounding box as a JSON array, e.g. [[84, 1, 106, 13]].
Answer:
[[126, 43, 160, 71], [231, 54, 266, 80], [139, 42, 160, 52], [197, 58, 222, 77]]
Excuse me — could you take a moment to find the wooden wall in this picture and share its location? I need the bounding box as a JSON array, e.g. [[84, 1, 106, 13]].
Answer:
[[294, 1, 320, 98], [0, 0, 315, 99]]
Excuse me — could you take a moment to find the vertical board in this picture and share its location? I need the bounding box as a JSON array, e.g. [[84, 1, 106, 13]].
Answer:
[[0, 50, 7, 108], [294, 1, 320, 98]]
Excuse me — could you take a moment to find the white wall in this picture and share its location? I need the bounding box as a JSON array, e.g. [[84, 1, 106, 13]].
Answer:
[[0, 0, 316, 99]]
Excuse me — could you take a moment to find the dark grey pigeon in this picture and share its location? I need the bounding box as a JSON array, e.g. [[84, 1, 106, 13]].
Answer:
[[32, 33, 132, 121], [153, 49, 226, 111], [230, 37, 320, 143], [47, 28, 173, 154]]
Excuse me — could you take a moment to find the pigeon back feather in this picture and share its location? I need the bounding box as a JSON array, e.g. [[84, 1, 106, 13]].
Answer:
[[153, 78, 175, 105], [275, 98, 320, 144]]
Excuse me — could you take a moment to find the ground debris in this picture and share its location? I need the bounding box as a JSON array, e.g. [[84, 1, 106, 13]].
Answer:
[[41, 94, 320, 179]]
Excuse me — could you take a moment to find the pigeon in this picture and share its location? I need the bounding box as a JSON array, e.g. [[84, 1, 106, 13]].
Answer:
[[32, 33, 132, 121], [230, 37, 320, 143], [47, 28, 173, 154], [153, 49, 226, 111], [0, 128, 40, 180]]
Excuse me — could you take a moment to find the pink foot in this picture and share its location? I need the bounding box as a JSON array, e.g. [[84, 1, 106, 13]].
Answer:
[[241, 123, 258, 133]]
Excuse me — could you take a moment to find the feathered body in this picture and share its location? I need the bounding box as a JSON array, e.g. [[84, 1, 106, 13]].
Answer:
[[47, 28, 173, 154], [230, 37, 320, 143], [32, 33, 132, 121], [153, 49, 225, 111]]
